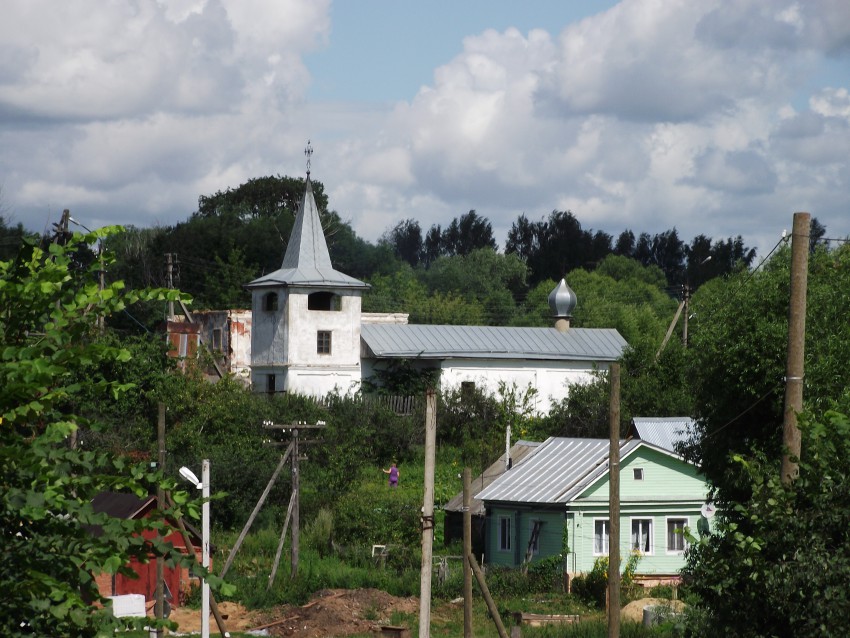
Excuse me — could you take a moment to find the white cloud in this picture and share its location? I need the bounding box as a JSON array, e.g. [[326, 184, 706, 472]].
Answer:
[[1, 0, 848, 264]]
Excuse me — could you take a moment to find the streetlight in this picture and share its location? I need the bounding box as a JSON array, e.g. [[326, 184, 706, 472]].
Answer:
[[179, 460, 210, 638]]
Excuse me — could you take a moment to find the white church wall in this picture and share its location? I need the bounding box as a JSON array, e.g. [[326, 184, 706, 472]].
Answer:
[[439, 359, 606, 414]]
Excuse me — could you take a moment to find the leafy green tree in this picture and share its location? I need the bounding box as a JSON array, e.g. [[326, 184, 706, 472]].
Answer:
[[440, 210, 497, 256], [684, 243, 850, 503], [0, 230, 198, 636], [684, 411, 850, 637], [381, 218, 424, 267], [419, 248, 528, 325]]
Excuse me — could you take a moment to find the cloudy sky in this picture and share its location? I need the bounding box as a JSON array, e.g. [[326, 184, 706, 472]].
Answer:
[[2, 0, 849, 258]]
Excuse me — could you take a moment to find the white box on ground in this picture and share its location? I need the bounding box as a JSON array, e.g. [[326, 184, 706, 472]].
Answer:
[[108, 594, 146, 618]]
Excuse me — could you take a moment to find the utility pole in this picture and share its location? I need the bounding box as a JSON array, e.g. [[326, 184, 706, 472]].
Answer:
[[781, 212, 810, 485], [291, 426, 300, 579], [681, 285, 691, 347], [155, 403, 166, 638], [419, 389, 437, 638], [165, 253, 175, 320], [463, 468, 473, 638], [607, 363, 621, 638]]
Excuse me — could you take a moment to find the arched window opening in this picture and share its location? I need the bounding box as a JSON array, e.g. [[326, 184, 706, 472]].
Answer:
[[308, 291, 340, 311]]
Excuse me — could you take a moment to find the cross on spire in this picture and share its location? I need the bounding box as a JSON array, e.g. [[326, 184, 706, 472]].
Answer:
[[304, 140, 313, 178]]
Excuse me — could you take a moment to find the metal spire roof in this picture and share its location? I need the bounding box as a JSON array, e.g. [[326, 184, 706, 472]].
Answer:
[[246, 175, 368, 290]]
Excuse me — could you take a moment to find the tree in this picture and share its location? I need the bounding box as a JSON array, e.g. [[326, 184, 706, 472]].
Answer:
[[684, 411, 850, 637], [0, 230, 202, 636], [382, 218, 424, 267], [683, 241, 850, 503], [440, 210, 497, 257]]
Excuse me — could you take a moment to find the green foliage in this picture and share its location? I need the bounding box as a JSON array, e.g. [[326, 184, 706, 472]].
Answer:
[[361, 359, 439, 396], [0, 230, 197, 636], [571, 553, 641, 609], [683, 411, 850, 637], [684, 243, 850, 502], [333, 480, 423, 547]]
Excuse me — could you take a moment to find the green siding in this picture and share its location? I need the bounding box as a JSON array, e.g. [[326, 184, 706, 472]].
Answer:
[[485, 507, 565, 567], [568, 449, 707, 573], [581, 447, 707, 502], [484, 445, 711, 574]]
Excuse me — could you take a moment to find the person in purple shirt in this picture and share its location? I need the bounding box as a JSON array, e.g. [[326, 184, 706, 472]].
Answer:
[[382, 462, 399, 487]]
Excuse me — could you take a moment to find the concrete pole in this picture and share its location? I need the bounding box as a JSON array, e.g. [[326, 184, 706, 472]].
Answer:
[[202, 459, 210, 638], [607, 363, 621, 638], [781, 212, 810, 484], [419, 389, 437, 638], [463, 468, 473, 638]]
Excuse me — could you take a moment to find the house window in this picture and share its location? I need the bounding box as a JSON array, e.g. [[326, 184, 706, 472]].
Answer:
[[212, 328, 222, 350], [267, 374, 276, 395], [631, 518, 653, 554], [499, 516, 512, 552], [633, 468, 644, 481], [667, 518, 688, 553], [593, 519, 609, 555], [461, 381, 475, 396], [263, 292, 278, 312], [308, 291, 341, 311], [317, 331, 332, 354]]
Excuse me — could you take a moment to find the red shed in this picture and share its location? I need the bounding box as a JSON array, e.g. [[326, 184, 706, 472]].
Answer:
[[91, 492, 204, 607]]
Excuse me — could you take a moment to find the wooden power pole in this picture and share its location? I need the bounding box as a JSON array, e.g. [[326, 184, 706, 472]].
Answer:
[[419, 389, 437, 638], [781, 212, 810, 484], [463, 467, 473, 638], [155, 403, 166, 637], [607, 363, 621, 638]]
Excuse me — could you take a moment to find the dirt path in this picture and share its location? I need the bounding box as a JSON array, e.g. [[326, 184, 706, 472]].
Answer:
[[166, 589, 420, 637]]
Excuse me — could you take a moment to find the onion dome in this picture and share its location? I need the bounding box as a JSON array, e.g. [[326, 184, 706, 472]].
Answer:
[[548, 278, 577, 318]]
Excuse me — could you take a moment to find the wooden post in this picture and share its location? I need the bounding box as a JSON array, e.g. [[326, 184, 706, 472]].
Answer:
[[466, 552, 509, 638], [607, 363, 620, 638], [781, 212, 810, 484], [419, 389, 437, 638], [463, 467, 473, 638], [220, 444, 293, 578], [291, 427, 300, 579], [268, 492, 297, 590], [155, 403, 166, 638]]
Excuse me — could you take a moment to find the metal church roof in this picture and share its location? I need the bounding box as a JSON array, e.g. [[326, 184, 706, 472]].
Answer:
[[475, 437, 641, 505], [630, 416, 694, 453], [246, 177, 368, 290], [360, 324, 626, 361]]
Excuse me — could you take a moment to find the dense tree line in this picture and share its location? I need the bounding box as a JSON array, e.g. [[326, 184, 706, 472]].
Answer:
[[1, 175, 761, 328]]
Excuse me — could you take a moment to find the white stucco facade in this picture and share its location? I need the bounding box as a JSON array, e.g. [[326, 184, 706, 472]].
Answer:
[[250, 287, 363, 397]]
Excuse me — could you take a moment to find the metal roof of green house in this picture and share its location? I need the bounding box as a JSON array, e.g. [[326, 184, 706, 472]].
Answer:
[[470, 435, 700, 505], [630, 416, 694, 453], [360, 324, 627, 361], [246, 177, 368, 290]]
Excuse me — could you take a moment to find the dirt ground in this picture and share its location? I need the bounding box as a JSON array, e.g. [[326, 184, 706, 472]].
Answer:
[[166, 589, 420, 637]]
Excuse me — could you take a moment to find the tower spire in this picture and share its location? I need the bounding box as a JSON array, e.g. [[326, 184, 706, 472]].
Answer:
[[304, 140, 313, 178]]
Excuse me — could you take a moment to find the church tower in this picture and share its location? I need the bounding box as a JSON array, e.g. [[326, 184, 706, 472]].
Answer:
[[245, 145, 369, 396]]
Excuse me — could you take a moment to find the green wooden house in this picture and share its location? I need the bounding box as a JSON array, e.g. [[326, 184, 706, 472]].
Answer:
[[476, 435, 709, 578]]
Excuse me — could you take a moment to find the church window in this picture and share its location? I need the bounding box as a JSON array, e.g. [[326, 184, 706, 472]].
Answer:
[[263, 292, 278, 312], [308, 291, 341, 311], [317, 330, 332, 354]]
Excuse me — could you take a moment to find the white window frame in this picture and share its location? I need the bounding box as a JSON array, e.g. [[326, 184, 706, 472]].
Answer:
[[630, 517, 653, 555], [666, 517, 689, 554], [593, 518, 610, 556], [498, 516, 512, 552]]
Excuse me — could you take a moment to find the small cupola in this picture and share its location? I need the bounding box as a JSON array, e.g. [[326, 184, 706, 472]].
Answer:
[[548, 278, 577, 332]]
